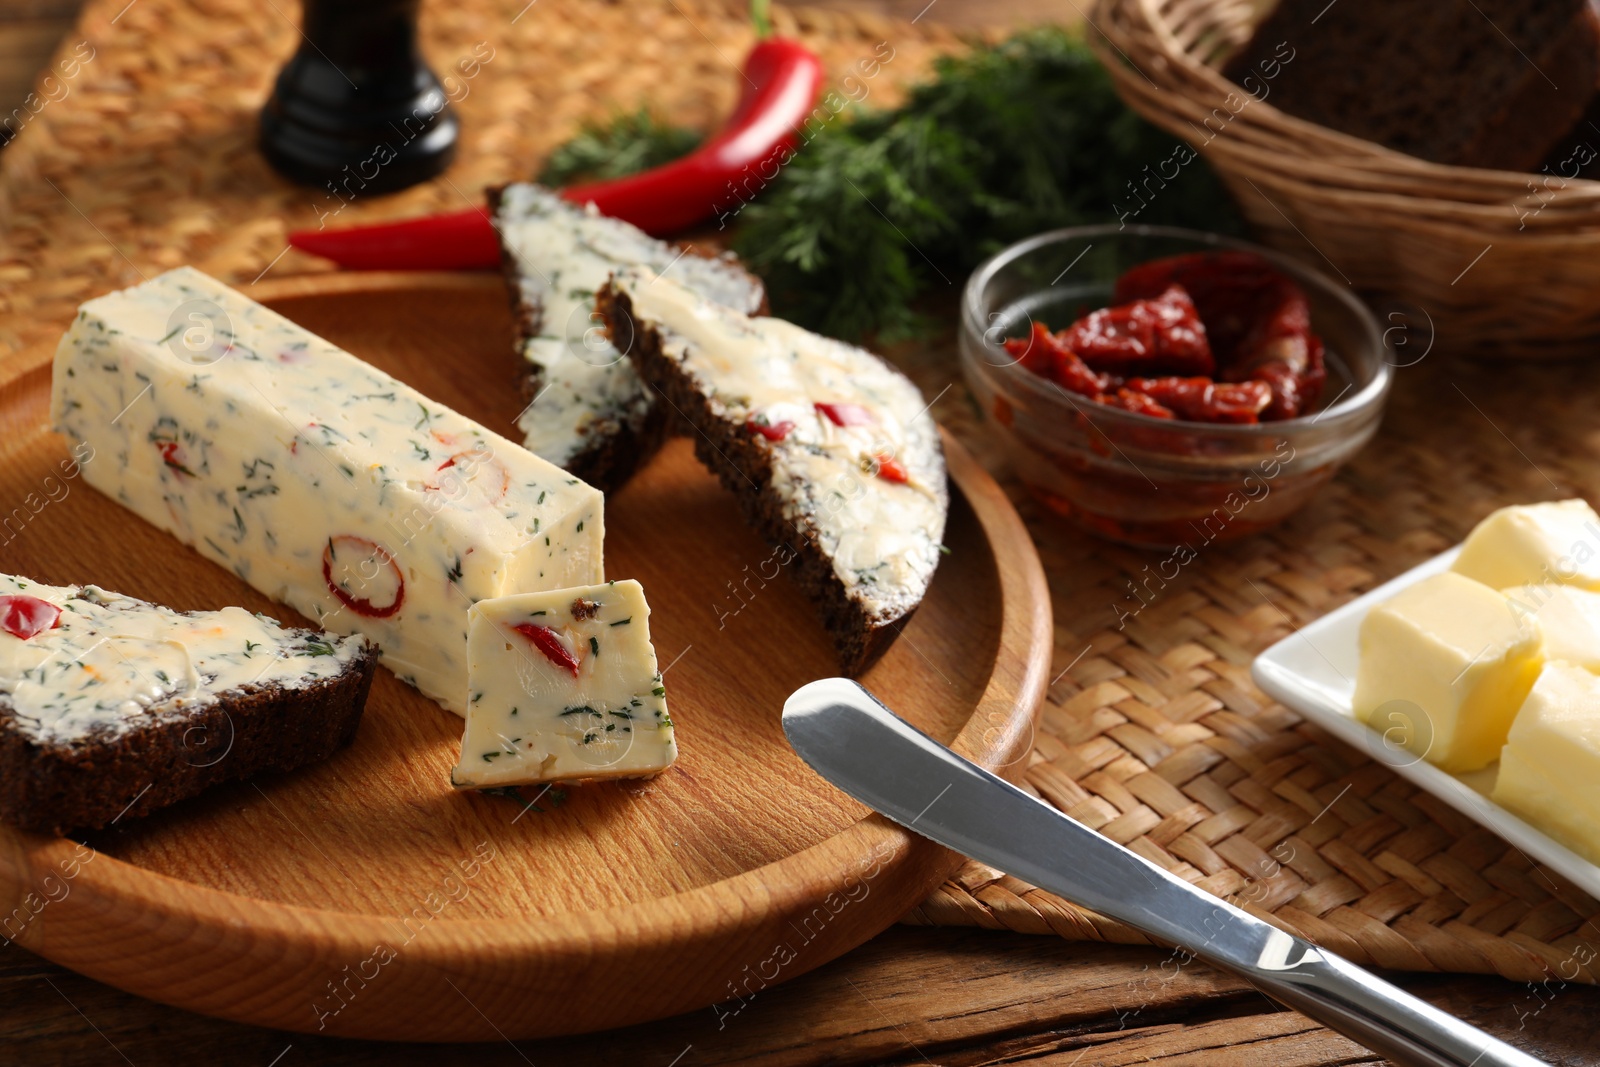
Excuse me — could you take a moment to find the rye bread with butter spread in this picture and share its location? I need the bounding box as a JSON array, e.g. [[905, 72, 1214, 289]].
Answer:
[[489, 183, 767, 493], [599, 269, 948, 674], [0, 576, 375, 836], [1222, 0, 1600, 171]]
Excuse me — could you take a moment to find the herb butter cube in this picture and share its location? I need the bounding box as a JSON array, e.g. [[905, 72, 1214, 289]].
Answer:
[[1353, 571, 1543, 773], [1503, 584, 1600, 671], [1452, 499, 1600, 591], [1492, 661, 1600, 865], [452, 579, 675, 788], [49, 266, 604, 715]]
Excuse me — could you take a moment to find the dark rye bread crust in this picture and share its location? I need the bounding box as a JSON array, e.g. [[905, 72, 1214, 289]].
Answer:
[[487, 185, 767, 494], [1223, 0, 1600, 171], [0, 644, 375, 836], [599, 284, 905, 675]]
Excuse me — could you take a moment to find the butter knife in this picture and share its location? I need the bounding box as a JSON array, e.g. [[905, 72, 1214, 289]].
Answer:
[[782, 678, 1548, 1067]]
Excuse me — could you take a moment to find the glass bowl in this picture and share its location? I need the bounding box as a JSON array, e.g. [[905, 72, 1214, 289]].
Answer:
[[959, 225, 1392, 549]]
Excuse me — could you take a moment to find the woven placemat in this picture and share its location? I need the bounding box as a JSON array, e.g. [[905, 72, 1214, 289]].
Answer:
[[898, 341, 1600, 987], [1, 0, 1596, 990], [0, 0, 964, 359]]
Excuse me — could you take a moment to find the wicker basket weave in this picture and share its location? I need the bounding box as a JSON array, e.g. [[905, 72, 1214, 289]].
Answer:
[[1089, 0, 1600, 359]]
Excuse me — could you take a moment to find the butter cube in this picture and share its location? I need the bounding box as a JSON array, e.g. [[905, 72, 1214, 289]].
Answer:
[[1493, 661, 1600, 866], [1452, 500, 1600, 591], [452, 580, 676, 788], [1502, 585, 1600, 671], [1353, 572, 1543, 772]]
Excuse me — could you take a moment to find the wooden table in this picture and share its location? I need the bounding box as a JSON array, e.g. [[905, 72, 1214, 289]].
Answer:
[[1, 2, 1598, 1064], [7, 925, 1598, 1064]]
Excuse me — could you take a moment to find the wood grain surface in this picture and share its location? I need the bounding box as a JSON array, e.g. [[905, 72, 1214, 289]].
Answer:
[[7, 925, 1599, 1066], [0, 272, 1052, 1040]]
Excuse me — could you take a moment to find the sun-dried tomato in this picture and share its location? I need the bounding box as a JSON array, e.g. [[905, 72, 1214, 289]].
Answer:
[[1115, 252, 1283, 353], [1004, 323, 1109, 398], [1125, 377, 1273, 424], [1115, 252, 1325, 418], [1001, 324, 1057, 377], [1010, 253, 1327, 425], [1102, 388, 1174, 419], [1059, 285, 1214, 377], [1221, 286, 1325, 420]]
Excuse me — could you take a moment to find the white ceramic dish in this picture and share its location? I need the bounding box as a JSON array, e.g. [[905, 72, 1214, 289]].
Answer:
[[1251, 545, 1600, 899]]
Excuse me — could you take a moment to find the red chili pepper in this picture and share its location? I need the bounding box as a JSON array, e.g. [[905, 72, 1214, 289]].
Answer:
[[815, 402, 876, 427], [286, 32, 824, 269], [157, 440, 196, 478], [748, 417, 796, 441], [513, 622, 580, 677], [562, 35, 824, 235], [0, 595, 62, 640], [322, 535, 406, 619], [287, 208, 503, 273], [430, 450, 510, 502], [871, 453, 910, 483]]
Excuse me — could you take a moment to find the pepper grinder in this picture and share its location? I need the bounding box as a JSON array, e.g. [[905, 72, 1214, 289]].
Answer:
[[259, 0, 458, 194]]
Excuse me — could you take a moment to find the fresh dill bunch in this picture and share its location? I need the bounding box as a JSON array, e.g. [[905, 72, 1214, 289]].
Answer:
[[732, 111, 979, 341], [539, 107, 703, 187], [732, 27, 1244, 341], [531, 28, 1242, 340]]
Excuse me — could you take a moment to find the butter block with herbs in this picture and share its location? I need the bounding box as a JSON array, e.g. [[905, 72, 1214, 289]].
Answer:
[[1352, 571, 1544, 773], [50, 267, 604, 715], [452, 579, 675, 788]]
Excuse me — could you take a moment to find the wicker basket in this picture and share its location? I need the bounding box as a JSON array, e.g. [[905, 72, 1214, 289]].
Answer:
[[1089, 0, 1600, 359]]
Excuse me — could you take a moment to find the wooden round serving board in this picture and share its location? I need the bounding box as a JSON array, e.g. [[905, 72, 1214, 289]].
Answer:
[[0, 273, 1051, 1041]]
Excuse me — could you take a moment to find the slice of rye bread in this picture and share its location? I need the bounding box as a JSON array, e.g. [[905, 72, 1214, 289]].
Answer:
[[0, 579, 376, 836], [488, 183, 767, 494], [598, 269, 948, 675], [1222, 0, 1600, 170]]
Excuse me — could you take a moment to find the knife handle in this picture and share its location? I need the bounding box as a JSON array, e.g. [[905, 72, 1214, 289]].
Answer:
[[1237, 948, 1547, 1067]]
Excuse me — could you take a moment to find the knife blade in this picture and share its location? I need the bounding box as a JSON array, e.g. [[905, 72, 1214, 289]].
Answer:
[[782, 677, 1548, 1067]]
